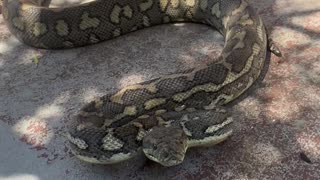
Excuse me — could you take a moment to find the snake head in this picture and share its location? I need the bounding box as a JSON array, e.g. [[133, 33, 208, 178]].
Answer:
[[142, 126, 188, 167]]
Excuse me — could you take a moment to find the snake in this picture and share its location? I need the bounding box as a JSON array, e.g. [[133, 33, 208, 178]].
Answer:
[[2, 0, 281, 166]]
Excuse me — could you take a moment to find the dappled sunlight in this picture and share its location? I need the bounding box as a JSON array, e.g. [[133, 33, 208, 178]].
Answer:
[[263, 82, 301, 121], [296, 132, 320, 159], [272, 27, 313, 49], [0, 174, 40, 180], [290, 11, 320, 34], [0, 36, 20, 54], [275, 0, 320, 14], [248, 142, 284, 166], [117, 74, 145, 88], [12, 93, 70, 147], [82, 87, 103, 102], [236, 97, 262, 119]]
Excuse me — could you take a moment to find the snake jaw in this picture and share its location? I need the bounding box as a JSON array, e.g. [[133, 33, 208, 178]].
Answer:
[[142, 126, 188, 166], [143, 147, 186, 167]]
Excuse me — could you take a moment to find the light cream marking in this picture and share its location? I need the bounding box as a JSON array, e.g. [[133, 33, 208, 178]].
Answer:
[[232, 31, 246, 50], [75, 155, 102, 164], [224, 31, 247, 52], [203, 94, 233, 110], [172, 83, 221, 102], [182, 125, 192, 137], [80, 12, 100, 30], [110, 5, 133, 24], [12, 17, 24, 31], [185, 0, 195, 7], [192, 116, 200, 120], [107, 152, 133, 163], [55, 20, 69, 36], [239, 13, 254, 26], [159, 0, 169, 12], [113, 28, 121, 37], [93, 98, 103, 109], [188, 130, 233, 147], [174, 105, 186, 112], [180, 119, 192, 136], [144, 98, 166, 110], [110, 65, 204, 103], [155, 109, 167, 115], [143, 15, 151, 27], [101, 132, 124, 151], [133, 122, 148, 141], [123, 106, 137, 116], [205, 117, 233, 133], [66, 133, 88, 149], [139, 0, 153, 12], [223, 0, 248, 28], [222, 15, 231, 30], [76, 152, 132, 164], [123, 5, 133, 18], [171, 0, 179, 8], [110, 5, 122, 24], [20, 4, 34, 11], [156, 116, 167, 125], [33, 22, 47, 37], [133, 122, 143, 128], [231, 0, 248, 16], [110, 83, 157, 103], [211, 3, 221, 18], [257, 18, 265, 42], [136, 127, 147, 141], [76, 124, 88, 131], [172, 43, 261, 103], [138, 114, 150, 119], [89, 34, 100, 43], [63, 41, 74, 48], [199, 0, 208, 11]]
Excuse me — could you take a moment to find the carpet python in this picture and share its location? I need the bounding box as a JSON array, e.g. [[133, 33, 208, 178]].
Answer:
[[2, 0, 281, 166]]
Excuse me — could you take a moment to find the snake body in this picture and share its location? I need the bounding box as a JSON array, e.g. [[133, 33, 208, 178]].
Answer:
[[2, 0, 281, 166]]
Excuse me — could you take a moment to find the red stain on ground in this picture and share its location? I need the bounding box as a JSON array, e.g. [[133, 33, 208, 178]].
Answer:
[[27, 121, 48, 135]]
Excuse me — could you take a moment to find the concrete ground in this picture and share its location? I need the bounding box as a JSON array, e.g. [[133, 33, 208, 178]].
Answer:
[[0, 0, 319, 179]]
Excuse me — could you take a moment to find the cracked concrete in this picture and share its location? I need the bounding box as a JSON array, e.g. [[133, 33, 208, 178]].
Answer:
[[0, 0, 319, 179]]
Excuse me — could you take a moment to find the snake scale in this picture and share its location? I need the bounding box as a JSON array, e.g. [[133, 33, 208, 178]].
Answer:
[[2, 0, 281, 166]]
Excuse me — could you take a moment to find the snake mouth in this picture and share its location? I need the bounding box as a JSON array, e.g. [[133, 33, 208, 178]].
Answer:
[[143, 148, 186, 167]]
